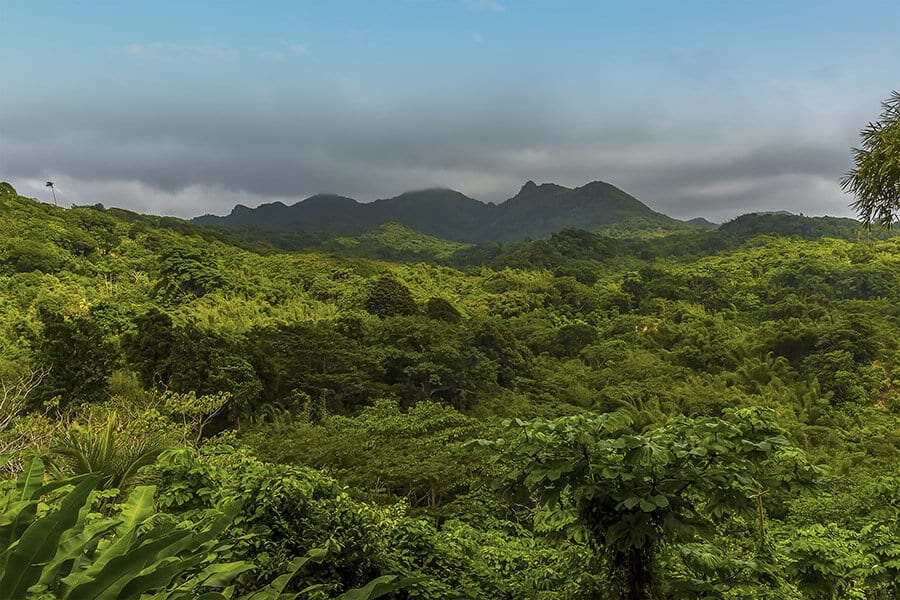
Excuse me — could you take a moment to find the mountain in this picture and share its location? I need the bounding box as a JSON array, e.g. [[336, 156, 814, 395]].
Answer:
[[194, 180, 691, 242], [211, 194, 365, 235], [686, 217, 719, 228]]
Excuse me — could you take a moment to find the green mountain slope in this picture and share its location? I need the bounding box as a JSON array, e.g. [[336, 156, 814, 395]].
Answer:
[[719, 212, 882, 241], [331, 222, 469, 261], [491, 180, 689, 240]]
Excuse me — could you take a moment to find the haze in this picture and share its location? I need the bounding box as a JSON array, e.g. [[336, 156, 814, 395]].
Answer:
[[2, 0, 898, 223]]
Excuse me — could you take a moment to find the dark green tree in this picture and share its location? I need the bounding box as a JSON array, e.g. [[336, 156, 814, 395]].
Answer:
[[1, 238, 66, 274], [469, 316, 533, 387], [248, 322, 377, 413], [424, 296, 462, 323], [122, 308, 176, 388], [553, 322, 597, 357], [377, 316, 496, 409], [34, 309, 116, 408], [364, 276, 417, 318]]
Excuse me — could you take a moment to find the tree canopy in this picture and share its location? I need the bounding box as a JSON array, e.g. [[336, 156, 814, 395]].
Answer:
[[1, 182, 899, 597]]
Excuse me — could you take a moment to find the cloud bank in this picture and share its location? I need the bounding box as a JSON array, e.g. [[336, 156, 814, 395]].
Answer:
[[0, 74, 865, 223]]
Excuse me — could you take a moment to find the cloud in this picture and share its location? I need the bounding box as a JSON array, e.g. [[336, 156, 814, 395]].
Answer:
[[0, 71, 863, 223]]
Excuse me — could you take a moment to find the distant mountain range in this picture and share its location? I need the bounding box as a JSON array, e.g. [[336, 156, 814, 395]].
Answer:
[[194, 180, 694, 242]]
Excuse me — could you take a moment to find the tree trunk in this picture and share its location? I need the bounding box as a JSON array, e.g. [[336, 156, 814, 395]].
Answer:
[[626, 545, 654, 600]]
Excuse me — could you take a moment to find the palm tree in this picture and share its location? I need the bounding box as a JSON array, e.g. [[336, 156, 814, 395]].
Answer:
[[841, 91, 900, 228], [45, 181, 57, 205]]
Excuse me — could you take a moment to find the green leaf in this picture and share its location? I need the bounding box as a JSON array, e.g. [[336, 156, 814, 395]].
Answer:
[[650, 494, 669, 508], [114, 554, 206, 599], [622, 496, 641, 510], [335, 575, 424, 600], [0, 474, 99, 599], [16, 457, 45, 501], [238, 547, 328, 600], [38, 516, 120, 588], [64, 529, 193, 600], [115, 485, 156, 537], [196, 561, 256, 588], [67, 490, 157, 582]]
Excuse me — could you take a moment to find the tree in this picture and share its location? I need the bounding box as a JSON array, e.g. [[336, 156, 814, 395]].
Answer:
[[364, 276, 417, 318], [153, 243, 224, 303], [161, 390, 231, 446], [45, 181, 57, 205], [34, 309, 116, 408], [841, 91, 900, 227], [246, 399, 489, 509], [376, 316, 496, 409], [248, 322, 377, 413], [122, 308, 176, 388], [481, 408, 821, 599], [424, 296, 462, 323]]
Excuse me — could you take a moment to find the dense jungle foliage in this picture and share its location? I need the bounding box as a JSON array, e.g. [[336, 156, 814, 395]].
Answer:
[[1, 180, 899, 599]]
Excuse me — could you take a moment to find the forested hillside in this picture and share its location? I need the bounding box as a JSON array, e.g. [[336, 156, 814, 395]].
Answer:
[[2, 181, 899, 599]]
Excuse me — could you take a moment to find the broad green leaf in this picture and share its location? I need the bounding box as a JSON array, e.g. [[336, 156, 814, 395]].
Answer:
[[336, 575, 424, 600], [196, 561, 256, 588], [15, 457, 44, 501], [239, 547, 329, 600], [0, 474, 99, 599], [115, 485, 156, 537], [114, 554, 206, 599], [39, 515, 120, 588], [64, 529, 193, 600], [622, 496, 641, 510]]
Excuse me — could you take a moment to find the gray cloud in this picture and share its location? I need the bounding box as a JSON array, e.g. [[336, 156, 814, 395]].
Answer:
[[0, 79, 862, 222]]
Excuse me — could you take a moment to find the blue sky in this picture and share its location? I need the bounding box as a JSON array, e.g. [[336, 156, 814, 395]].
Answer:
[[2, 0, 898, 221]]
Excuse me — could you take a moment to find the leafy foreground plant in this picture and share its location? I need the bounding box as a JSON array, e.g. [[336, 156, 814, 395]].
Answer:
[[0, 457, 414, 600]]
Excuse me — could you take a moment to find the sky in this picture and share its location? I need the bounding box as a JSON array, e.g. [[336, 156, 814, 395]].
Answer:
[[1, 0, 898, 223]]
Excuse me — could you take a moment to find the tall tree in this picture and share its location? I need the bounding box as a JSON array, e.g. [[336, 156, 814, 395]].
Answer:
[[842, 91, 900, 227]]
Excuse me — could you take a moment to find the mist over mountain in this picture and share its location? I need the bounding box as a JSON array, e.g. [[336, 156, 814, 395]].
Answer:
[[194, 180, 691, 242]]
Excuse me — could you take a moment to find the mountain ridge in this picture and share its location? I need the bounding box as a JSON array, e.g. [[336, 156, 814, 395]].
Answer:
[[194, 180, 693, 242]]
